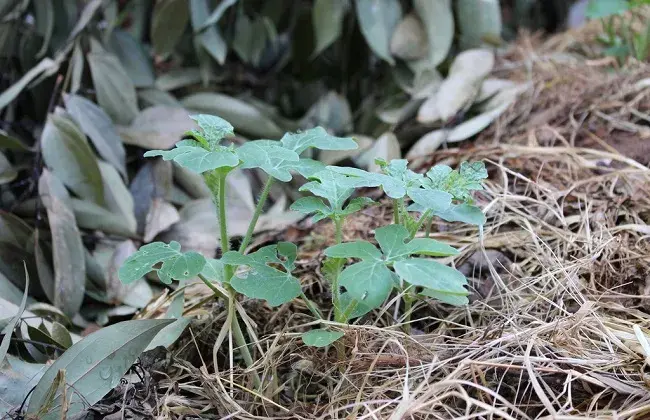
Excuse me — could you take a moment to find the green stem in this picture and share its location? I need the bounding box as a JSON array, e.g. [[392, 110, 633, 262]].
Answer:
[[300, 291, 323, 319], [198, 274, 261, 387], [332, 217, 344, 322], [239, 177, 274, 254], [403, 292, 413, 334], [393, 199, 400, 224], [334, 217, 344, 244], [341, 299, 358, 322], [411, 210, 432, 239], [218, 173, 230, 254], [425, 216, 434, 238]]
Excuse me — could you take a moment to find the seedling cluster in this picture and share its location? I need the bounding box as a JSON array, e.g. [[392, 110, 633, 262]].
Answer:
[[119, 114, 486, 358]]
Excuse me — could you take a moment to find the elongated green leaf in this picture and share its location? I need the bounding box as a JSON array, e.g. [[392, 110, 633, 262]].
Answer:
[[339, 260, 394, 309], [64, 94, 127, 177], [99, 161, 137, 234], [88, 45, 139, 125], [0, 355, 46, 415], [222, 243, 301, 306], [118, 241, 206, 284], [312, 0, 349, 56], [0, 129, 31, 151], [280, 126, 357, 154], [302, 329, 344, 347], [151, 0, 189, 56], [338, 291, 373, 319], [71, 199, 136, 237], [0, 270, 24, 306], [411, 0, 453, 70], [198, 0, 237, 30], [0, 266, 29, 364], [236, 140, 300, 182], [26, 319, 173, 420], [456, 0, 502, 49], [394, 258, 468, 295], [145, 140, 240, 174], [40, 113, 104, 206], [33, 0, 54, 57], [38, 170, 86, 317], [355, 0, 402, 65], [108, 29, 155, 87], [190, 0, 228, 64], [0, 58, 58, 111]]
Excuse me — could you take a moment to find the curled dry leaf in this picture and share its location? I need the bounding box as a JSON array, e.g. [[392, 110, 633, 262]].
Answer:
[[118, 106, 195, 150], [390, 13, 428, 61]]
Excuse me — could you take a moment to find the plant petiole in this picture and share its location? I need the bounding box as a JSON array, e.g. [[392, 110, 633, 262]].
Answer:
[[239, 177, 275, 254]]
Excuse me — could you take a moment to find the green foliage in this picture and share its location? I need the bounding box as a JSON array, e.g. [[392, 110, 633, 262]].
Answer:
[[280, 127, 357, 154], [118, 241, 206, 285], [145, 140, 240, 173], [222, 242, 302, 306], [586, 0, 629, 19], [236, 141, 300, 182], [301, 329, 345, 347], [424, 162, 488, 203], [324, 224, 464, 312]]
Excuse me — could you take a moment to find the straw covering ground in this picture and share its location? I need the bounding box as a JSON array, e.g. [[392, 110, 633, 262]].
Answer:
[[115, 29, 650, 420]]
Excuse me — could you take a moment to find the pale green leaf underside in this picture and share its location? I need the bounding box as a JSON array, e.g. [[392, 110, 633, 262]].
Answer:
[[300, 168, 362, 210], [118, 241, 206, 284], [394, 258, 468, 295], [302, 329, 344, 347], [145, 141, 239, 173], [407, 187, 453, 213], [328, 166, 407, 198], [280, 126, 357, 154], [420, 288, 469, 306]]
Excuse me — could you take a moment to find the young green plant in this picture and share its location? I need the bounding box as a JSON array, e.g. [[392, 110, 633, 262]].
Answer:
[[118, 115, 359, 380]]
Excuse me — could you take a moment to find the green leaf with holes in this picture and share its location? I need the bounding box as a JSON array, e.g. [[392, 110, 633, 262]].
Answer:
[[280, 127, 357, 154], [236, 140, 300, 182], [118, 241, 206, 284], [302, 329, 344, 347], [144, 140, 239, 173], [221, 242, 301, 306]]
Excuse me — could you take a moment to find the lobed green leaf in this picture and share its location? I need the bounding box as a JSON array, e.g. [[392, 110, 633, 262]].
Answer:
[[144, 140, 239, 173], [118, 241, 206, 284], [190, 114, 234, 147], [338, 260, 394, 309], [424, 161, 487, 202], [236, 140, 300, 182]]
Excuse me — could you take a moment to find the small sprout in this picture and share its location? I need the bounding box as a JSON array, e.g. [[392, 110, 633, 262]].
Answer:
[[424, 161, 487, 203]]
